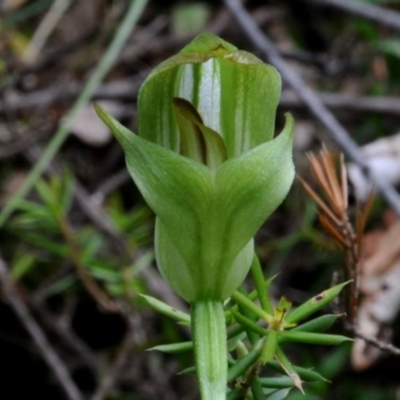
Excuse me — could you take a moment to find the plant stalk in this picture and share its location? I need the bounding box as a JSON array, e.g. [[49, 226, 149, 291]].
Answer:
[[192, 299, 227, 400]]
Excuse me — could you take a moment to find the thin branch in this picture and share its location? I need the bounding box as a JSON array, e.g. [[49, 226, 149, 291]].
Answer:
[[348, 324, 400, 356], [0, 79, 141, 114], [73, 182, 127, 247], [0, 255, 84, 400], [306, 0, 400, 33], [3, 85, 400, 116], [280, 91, 400, 115], [224, 0, 400, 216]]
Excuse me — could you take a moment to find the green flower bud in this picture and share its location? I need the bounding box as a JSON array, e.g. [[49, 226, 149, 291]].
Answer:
[[95, 32, 294, 303], [96, 32, 295, 400]]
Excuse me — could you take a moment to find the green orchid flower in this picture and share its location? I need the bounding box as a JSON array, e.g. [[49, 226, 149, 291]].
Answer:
[[95, 32, 295, 400]]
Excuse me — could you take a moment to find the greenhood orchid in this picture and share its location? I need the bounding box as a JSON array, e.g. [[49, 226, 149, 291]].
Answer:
[[95, 32, 295, 400]]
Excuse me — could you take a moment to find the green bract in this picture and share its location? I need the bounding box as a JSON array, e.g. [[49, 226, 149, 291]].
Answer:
[[95, 33, 295, 303]]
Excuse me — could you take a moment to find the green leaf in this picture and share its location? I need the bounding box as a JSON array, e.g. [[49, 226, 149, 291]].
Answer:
[[95, 104, 214, 301], [259, 376, 296, 389], [214, 113, 295, 265], [227, 388, 245, 400], [250, 376, 265, 400], [285, 281, 350, 324], [139, 294, 190, 324], [274, 346, 304, 394], [11, 252, 36, 279], [89, 266, 120, 283], [234, 339, 249, 359], [126, 250, 154, 277], [231, 290, 271, 321], [291, 314, 343, 333], [231, 309, 267, 337], [265, 388, 292, 400], [278, 331, 352, 346], [228, 348, 261, 381], [12, 199, 58, 230], [235, 286, 260, 345], [251, 257, 274, 314], [266, 360, 329, 383], [19, 232, 68, 257], [227, 324, 247, 341], [226, 286, 263, 319], [149, 341, 193, 353], [35, 180, 59, 215], [179, 366, 196, 375], [40, 275, 77, 298], [261, 329, 279, 363]]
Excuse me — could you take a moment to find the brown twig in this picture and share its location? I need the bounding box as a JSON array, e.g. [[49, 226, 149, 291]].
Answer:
[[280, 91, 400, 116], [0, 255, 84, 400], [73, 182, 128, 250], [224, 0, 400, 216], [306, 0, 400, 33], [0, 78, 141, 113], [5, 83, 400, 117], [348, 324, 400, 356]]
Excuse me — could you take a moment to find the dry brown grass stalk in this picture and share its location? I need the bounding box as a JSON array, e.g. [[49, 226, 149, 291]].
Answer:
[[298, 148, 373, 322]]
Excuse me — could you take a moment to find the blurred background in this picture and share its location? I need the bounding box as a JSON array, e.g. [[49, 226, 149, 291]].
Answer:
[[1, 0, 400, 399]]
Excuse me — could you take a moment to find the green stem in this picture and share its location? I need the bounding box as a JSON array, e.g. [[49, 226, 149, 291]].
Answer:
[[192, 299, 227, 400]]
